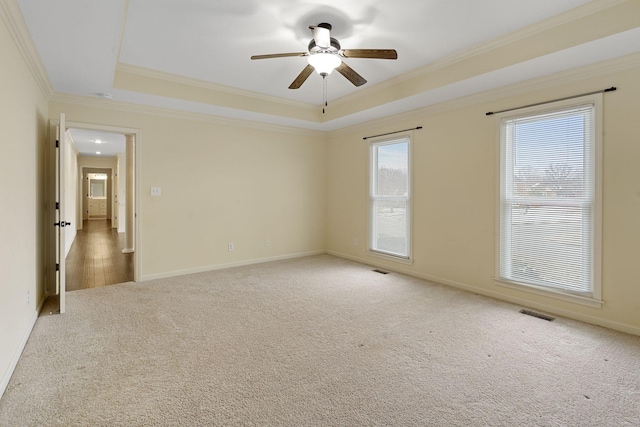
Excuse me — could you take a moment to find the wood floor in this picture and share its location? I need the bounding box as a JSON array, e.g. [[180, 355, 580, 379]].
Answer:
[[65, 220, 133, 291]]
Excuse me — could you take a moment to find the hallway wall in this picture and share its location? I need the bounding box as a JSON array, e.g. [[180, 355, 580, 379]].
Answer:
[[116, 153, 126, 233], [63, 130, 78, 257]]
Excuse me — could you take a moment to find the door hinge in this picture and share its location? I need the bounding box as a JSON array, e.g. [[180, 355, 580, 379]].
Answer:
[[56, 202, 59, 210], [56, 140, 59, 148], [56, 263, 60, 271]]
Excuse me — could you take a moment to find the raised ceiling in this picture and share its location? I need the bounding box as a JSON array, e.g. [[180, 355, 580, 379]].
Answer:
[[14, 0, 640, 132]]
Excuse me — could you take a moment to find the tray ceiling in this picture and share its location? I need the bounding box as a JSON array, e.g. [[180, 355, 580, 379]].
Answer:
[[14, 0, 640, 131]]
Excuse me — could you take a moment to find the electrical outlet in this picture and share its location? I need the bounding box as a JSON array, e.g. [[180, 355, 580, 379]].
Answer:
[[228, 242, 234, 251], [26, 290, 30, 305], [150, 187, 161, 196], [265, 239, 270, 247], [353, 238, 358, 246]]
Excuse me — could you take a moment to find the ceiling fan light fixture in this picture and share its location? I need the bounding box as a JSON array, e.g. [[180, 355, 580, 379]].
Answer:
[[251, 22, 397, 94], [307, 53, 341, 75]]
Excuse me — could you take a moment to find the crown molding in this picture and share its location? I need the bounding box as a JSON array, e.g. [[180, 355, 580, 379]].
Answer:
[[52, 51, 640, 140], [116, 63, 317, 112], [329, 52, 640, 138], [0, 0, 53, 99], [330, 0, 633, 109], [49, 92, 325, 138]]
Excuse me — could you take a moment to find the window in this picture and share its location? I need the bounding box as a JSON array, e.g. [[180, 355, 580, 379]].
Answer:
[[369, 136, 411, 260], [497, 95, 602, 305]]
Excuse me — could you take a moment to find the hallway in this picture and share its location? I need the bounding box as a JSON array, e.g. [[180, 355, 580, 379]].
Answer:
[[65, 220, 133, 291]]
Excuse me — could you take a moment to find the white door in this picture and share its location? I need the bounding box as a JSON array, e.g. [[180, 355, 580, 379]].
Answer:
[[55, 113, 67, 313]]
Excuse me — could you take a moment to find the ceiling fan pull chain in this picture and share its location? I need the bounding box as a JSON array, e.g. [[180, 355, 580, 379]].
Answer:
[[322, 74, 327, 114]]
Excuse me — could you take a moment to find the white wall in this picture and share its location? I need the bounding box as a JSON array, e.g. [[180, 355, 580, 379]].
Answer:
[[0, 12, 49, 395], [326, 56, 640, 335], [48, 103, 328, 280]]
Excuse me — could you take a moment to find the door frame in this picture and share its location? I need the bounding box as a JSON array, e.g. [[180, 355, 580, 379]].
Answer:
[[49, 119, 141, 284]]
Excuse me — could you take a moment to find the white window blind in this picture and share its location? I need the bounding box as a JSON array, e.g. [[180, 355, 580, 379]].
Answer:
[[499, 99, 600, 297], [370, 137, 410, 259]]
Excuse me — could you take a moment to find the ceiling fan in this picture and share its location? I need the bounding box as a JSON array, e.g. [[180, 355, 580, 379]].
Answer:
[[251, 23, 398, 90]]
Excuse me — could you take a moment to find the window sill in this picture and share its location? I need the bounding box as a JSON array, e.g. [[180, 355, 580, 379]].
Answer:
[[494, 278, 603, 308], [367, 250, 414, 266]]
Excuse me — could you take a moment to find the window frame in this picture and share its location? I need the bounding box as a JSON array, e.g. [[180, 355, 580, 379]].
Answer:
[[494, 94, 603, 308], [368, 133, 413, 263]]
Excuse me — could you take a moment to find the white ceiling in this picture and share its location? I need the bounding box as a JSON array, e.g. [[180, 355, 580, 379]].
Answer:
[[67, 129, 126, 157], [14, 0, 640, 139]]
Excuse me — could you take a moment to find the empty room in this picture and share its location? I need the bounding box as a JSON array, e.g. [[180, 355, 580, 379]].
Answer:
[[1, 0, 639, 425]]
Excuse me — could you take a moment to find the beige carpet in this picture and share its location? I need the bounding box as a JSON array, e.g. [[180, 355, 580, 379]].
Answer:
[[1, 255, 639, 426]]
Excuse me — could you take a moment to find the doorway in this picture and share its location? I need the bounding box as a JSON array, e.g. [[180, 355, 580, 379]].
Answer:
[[65, 127, 136, 290], [85, 170, 111, 221], [44, 119, 140, 315], [64, 164, 133, 291]]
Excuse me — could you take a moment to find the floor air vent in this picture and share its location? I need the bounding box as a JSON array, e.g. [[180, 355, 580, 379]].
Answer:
[[519, 309, 555, 322], [372, 269, 389, 275]]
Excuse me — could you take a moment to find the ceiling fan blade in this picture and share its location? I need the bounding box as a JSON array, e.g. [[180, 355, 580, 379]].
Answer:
[[309, 25, 331, 48], [289, 64, 315, 89], [251, 52, 308, 60], [341, 49, 398, 60], [335, 62, 367, 87]]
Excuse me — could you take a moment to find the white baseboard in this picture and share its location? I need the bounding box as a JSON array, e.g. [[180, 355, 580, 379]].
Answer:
[[140, 250, 326, 282], [0, 297, 44, 399], [327, 250, 640, 337]]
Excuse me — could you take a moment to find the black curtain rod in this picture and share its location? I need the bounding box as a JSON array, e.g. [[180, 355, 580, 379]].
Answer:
[[363, 126, 422, 140], [485, 86, 616, 116]]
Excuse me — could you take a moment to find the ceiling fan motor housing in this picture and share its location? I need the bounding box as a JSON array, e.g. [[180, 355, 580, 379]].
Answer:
[[308, 37, 341, 54]]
